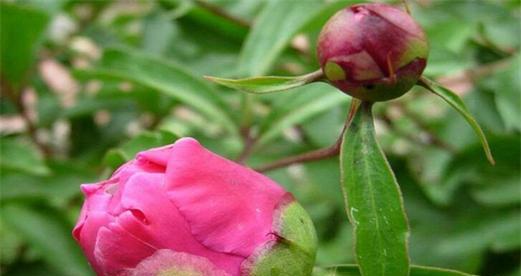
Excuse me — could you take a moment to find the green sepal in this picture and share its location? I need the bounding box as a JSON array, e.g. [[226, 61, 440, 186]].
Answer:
[[313, 264, 476, 276], [243, 200, 318, 276], [205, 70, 324, 94], [418, 77, 495, 165]]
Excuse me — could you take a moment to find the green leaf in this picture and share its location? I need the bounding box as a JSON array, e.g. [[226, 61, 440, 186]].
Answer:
[[479, 55, 521, 132], [239, 0, 352, 75], [302, 107, 346, 148], [425, 20, 476, 54], [75, 47, 238, 135], [0, 138, 49, 175], [0, 162, 94, 207], [436, 210, 520, 256], [104, 130, 179, 170], [142, 10, 177, 55], [313, 264, 476, 276], [340, 102, 409, 276], [0, 2, 50, 88], [1, 204, 92, 276], [421, 134, 520, 206], [418, 77, 495, 165], [256, 83, 349, 148], [471, 176, 520, 206], [239, 0, 320, 75], [0, 216, 24, 266], [0, 262, 64, 276], [205, 70, 323, 94]]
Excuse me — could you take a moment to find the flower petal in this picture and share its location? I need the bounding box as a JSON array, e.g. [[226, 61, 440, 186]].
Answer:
[[117, 172, 244, 275], [164, 138, 287, 257], [95, 223, 157, 275]]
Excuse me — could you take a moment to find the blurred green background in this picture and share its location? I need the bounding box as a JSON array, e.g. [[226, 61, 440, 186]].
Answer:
[[0, 0, 519, 275]]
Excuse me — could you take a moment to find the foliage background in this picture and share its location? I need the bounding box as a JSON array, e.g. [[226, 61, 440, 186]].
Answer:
[[0, 0, 519, 275]]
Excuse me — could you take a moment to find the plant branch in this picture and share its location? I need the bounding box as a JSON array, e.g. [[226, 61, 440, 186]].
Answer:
[[254, 140, 340, 173], [0, 77, 51, 157], [303, 69, 326, 83], [255, 99, 360, 172], [236, 126, 256, 164], [194, 0, 250, 28]]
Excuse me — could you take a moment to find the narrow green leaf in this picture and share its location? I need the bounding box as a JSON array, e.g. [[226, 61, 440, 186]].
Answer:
[[1, 204, 92, 276], [205, 70, 323, 94], [313, 264, 476, 276], [239, 0, 353, 75], [436, 210, 520, 256], [340, 102, 409, 276], [76, 47, 238, 135], [0, 138, 49, 175], [479, 55, 521, 131], [239, 0, 321, 75], [239, 0, 359, 76], [471, 176, 520, 206], [0, 216, 24, 266], [0, 162, 94, 206], [0, 2, 50, 88], [255, 83, 349, 148], [418, 77, 495, 165]]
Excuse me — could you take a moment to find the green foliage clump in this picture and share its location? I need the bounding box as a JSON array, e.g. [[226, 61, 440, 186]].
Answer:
[[0, 0, 519, 275]]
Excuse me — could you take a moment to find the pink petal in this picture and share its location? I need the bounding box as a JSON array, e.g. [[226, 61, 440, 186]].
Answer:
[[116, 172, 244, 275], [164, 138, 287, 257], [95, 223, 157, 275], [73, 184, 115, 273], [76, 211, 114, 274], [136, 144, 174, 168]]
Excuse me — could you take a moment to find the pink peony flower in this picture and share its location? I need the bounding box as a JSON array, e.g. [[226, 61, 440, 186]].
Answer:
[[73, 137, 316, 276]]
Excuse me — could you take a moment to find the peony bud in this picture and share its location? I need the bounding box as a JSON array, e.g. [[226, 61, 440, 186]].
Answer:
[[317, 3, 428, 101], [73, 138, 317, 276]]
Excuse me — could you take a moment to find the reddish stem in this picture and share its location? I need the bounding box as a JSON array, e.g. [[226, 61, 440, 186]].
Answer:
[[255, 100, 360, 172]]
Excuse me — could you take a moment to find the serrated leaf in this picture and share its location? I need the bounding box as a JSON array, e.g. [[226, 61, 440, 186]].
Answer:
[[313, 264, 476, 276], [340, 102, 409, 276], [0, 2, 50, 88], [255, 83, 349, 148], [75, 47, 238, 135], [1, 204, 92, 276], [0, 138, 49, 175], [205, 70, 323, 94], [418, 77, 495, 165]]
